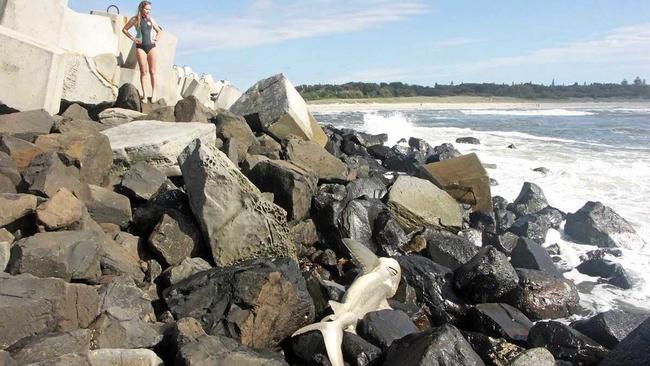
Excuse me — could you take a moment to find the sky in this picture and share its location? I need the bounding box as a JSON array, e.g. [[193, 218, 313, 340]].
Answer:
[[69, 0, 650, 90]]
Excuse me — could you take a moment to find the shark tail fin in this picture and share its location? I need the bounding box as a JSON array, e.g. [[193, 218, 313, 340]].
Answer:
[[292, 320, 345, 366]]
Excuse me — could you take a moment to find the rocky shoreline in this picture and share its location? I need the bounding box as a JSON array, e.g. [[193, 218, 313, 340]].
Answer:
[[0, 73, 648, 366]]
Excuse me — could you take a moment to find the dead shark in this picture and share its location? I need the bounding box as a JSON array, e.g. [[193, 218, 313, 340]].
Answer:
[[292, 238, 401, 366]]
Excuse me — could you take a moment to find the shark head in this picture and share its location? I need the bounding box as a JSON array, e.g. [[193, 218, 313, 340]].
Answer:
[[379, 257, 401, 294]]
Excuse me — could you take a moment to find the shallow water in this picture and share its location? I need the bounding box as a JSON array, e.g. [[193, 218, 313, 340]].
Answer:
[[314, 105, 650, 317]]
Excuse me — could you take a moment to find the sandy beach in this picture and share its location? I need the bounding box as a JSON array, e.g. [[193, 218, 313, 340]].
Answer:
[[307, 96, 650, 112]]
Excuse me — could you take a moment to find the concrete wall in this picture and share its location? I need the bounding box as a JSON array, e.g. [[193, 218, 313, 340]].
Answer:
[[0, 0, 68, 49], [0, 26, 66, 114], [61, 8, 118, 57]]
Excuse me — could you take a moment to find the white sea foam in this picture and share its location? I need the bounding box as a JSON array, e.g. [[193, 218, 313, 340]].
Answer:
[[341, 110, 650, 315], [461, 109, 595, 116]]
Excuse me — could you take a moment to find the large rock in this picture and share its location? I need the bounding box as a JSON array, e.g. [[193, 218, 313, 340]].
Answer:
[[565, 201, 645, 250], [53, 117, 107, 134], [248, 160, 318, 222], [175, 95, 214, 123], [159, 257, 212, 287], [114, 83, 142, 112], [98, 107, 146, 127], [212, 108, 258, 160], [387, 175, 463, 232], [284, 137, 349, 182], [34, 131, 112, 185], [22, 151, 90, 199], [571, 310, 649, 349], [230, 73, 327, 146], [178, 139, 296, 266], [510, 237, 563, 278], [32, 349, 163, 366], [0, 151, 21, 186], [61, 103, 90, 120], [600, 318, 650, 366], [461, 331, 524, 366], [383, 324, 485, 366], [0, 193, 37, 227], [8, 230, 102, 282], [214, 84, 243, 110], [0, 26, 66, 114], [118, 163, 167, 201], [509, 348, 555, 366], [35, 188, 84, 230], [464, 303, 533, 343], [148, 209, 204, 266], [0, 135, 45, 170], [0, 110, 54, 141], [454, 246, 519, 304], [136, 106, 176, 122], [506, 268, 579, 320], [9, 329, 91, 365], [164, 258, 314, 350], [0, 229, 12, 271], [421, 153, 492, 214], [172, 317, 288, 366], [397, 255, 465, 325], [508, 213, 550, 244], [507, 182, 548, 217], [101, 120, 217, 176], [423, 228, 479, 270], [0, 272, 100, 349], [85, 185, 132, 228], [357, 310, 419, 350], [528, 321, 609, 365], [576, 257, 633, 289]]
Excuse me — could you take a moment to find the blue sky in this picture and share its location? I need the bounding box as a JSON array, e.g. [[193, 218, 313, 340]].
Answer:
[[70, 0, 650, 90]]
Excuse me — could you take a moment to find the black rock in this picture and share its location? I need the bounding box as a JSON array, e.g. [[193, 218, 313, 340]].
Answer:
[[341, 136, 370, 156], [338, 198, 386, 253], [582, 248, 623, 260], [535, 206, 566, 229], [344, 129, 388, 148], [423, 228, 479, 270], [288, 330, 328, 365], [461, 331, 525, 366], [486, 232, 520, 255], [114, 83, 142, 112], [118, 163, 168, 202], [373, 211, 409, 257], [577, 257, 632, 289], [464, 303, 534, 343], [163, 257, 314, 350], [507, 144, 516, 149], [607, 265, 633, 289], [454, 246, 519, 304], [397, 255, 465, 325], [508, 214, 550, 244], [316, 249, 338, 267], [456, 137, 481, 145], [342, 332, 382, 366], [528, 321, 609, 365], [383, 324, 484, 366], [510, 237, 563, 278], [507, 182, 548, 217], [346, 176, 388, 201], [600, 318, 650, 366], [425, 143, 462, 163], [0, 103, 19, 115], [506, 269, 579, 320], [131, 182, 190, 238], [571, 310, 649, 349], [357, 310, 418, 350], [565, 201, 644, 250], [311, 183, 348, 249], [495, 209, 517, 234], [492, 196, 509, 211], [469, 211, 497, 235], [546, 243, 561, 255], [367, 145, 395, 161]]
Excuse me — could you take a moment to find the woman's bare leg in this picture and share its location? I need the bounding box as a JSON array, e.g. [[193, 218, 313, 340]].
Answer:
[[136, 48, 148, 101], [147, 47, 158, 102]]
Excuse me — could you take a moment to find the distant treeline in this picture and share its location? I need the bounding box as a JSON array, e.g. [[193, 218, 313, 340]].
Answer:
[[297, 78, 650, 100]]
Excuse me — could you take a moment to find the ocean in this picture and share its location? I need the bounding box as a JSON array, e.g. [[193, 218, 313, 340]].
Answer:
[[313, 105, 650, 318]]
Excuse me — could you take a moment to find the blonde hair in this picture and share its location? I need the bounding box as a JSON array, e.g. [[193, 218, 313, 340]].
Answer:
[[135, 1, 152, 29]]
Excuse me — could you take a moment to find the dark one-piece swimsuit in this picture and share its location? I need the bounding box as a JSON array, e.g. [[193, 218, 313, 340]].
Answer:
[[136, 17, 156, 54]]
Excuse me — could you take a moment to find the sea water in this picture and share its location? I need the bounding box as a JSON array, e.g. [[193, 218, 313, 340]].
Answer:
[[314, 106, 650, 318]]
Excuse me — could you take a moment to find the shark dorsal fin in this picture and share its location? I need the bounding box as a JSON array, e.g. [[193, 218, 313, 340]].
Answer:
[[342, 238, 381, 275]]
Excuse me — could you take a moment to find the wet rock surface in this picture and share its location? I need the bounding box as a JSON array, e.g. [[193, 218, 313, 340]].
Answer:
[[528, 321, 609, 365]]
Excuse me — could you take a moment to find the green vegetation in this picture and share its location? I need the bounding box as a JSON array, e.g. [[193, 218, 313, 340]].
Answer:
[[297, 79, 650, 101]]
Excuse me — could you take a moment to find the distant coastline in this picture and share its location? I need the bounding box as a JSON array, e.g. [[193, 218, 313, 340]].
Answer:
[[307, 96, 650, 112]]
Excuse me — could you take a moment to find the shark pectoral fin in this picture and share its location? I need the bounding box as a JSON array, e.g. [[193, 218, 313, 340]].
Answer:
[[378, 299, 392, 310], [291, 321, 345, 366], [342, 238, 381, 274], [328, 300, 346, 316]]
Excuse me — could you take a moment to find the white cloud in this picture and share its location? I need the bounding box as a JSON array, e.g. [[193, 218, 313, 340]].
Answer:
[[164, 0, 428, 54], [426, 37, 484, 48], [333, 23, 650, 83]]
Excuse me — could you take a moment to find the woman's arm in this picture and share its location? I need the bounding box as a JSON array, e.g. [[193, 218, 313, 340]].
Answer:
[[151, 18, 163, 42], [122, 17, 140, 43]]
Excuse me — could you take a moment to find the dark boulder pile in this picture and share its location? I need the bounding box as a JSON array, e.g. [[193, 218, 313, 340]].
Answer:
[[0, 80, 648, 365]]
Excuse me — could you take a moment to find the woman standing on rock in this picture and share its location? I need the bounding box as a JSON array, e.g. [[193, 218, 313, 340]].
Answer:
[[122, 1, 162, 103]]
